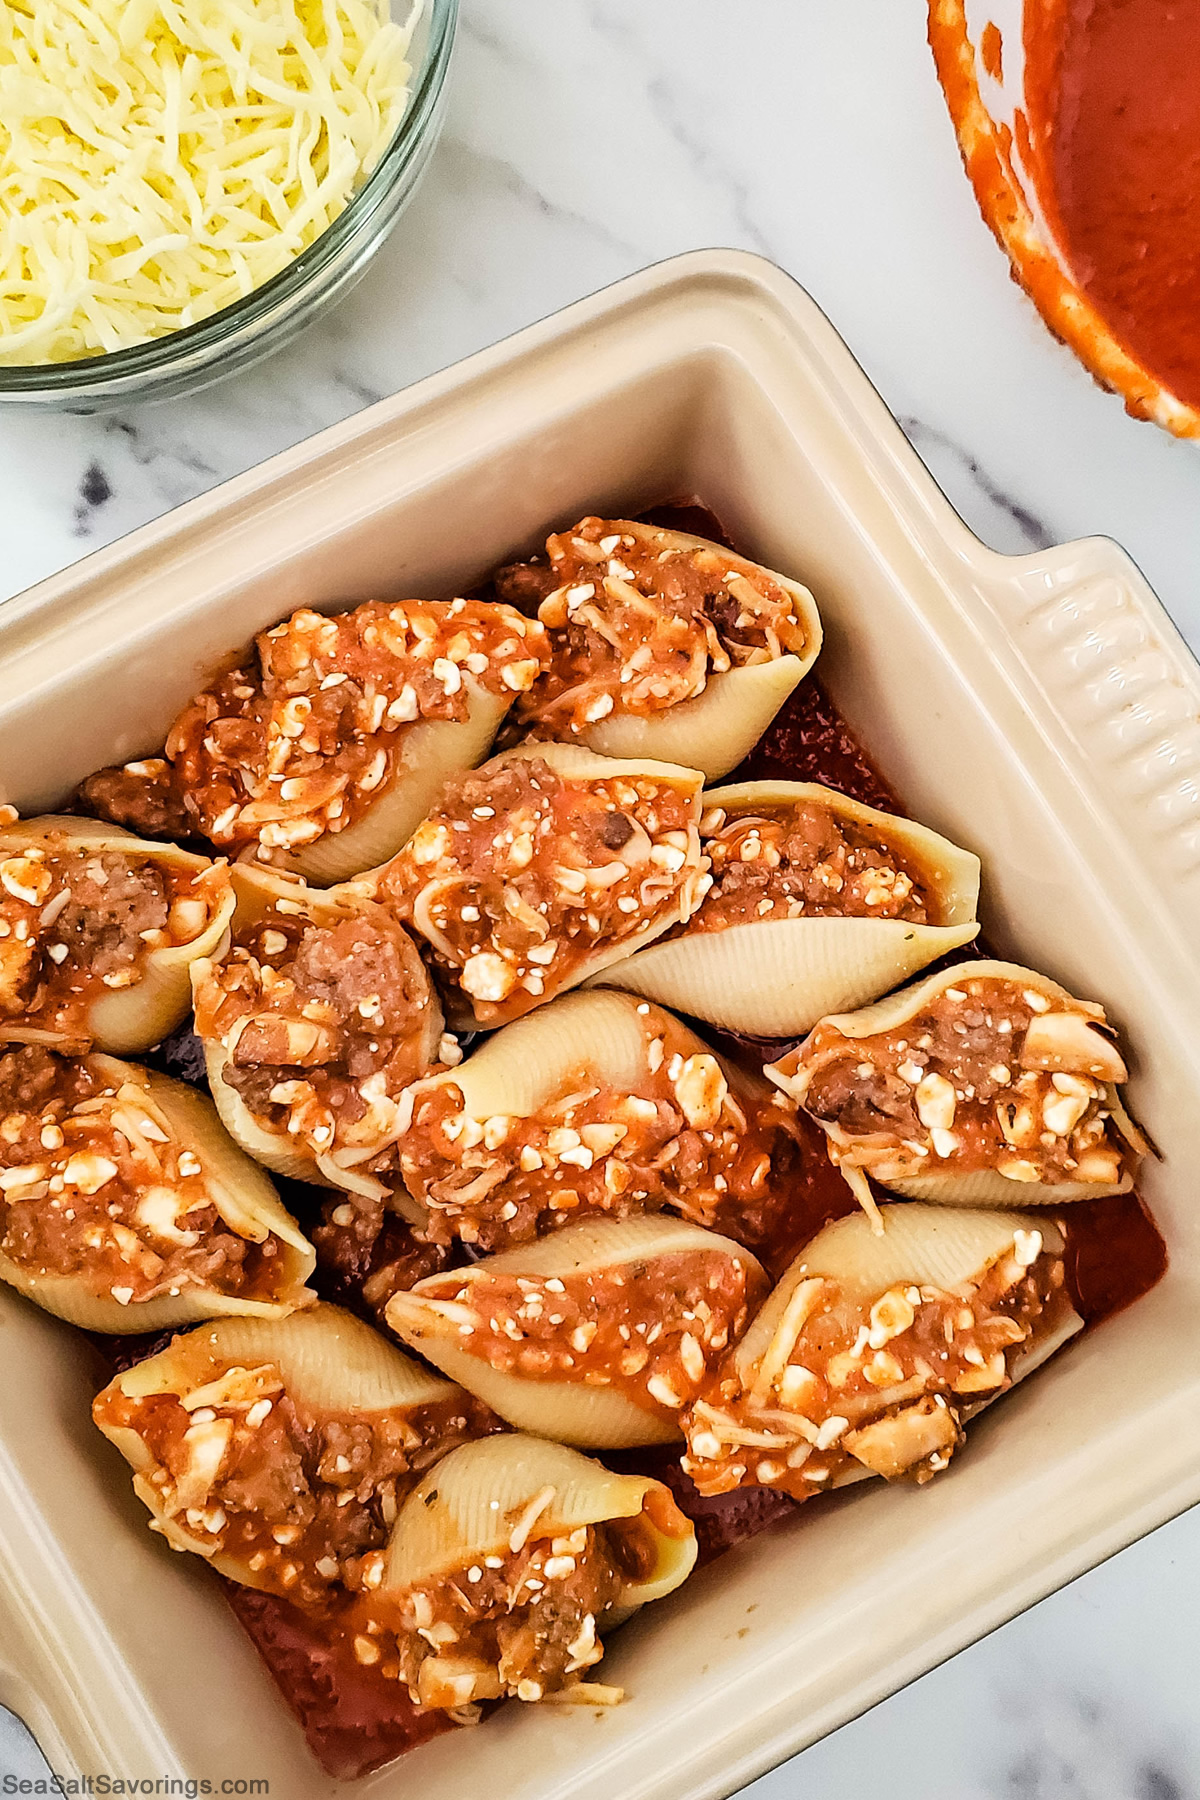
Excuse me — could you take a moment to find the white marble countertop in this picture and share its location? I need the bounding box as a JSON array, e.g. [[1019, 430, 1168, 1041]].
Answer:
[[2, 1, 1199, 1795]]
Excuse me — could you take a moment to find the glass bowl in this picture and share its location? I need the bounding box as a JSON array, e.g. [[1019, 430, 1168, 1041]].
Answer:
[[0, 0, 458, 410], [929, 0, 1200, 440]]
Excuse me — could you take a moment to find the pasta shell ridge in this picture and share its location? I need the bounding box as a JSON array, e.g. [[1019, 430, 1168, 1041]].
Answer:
[[419, 989, 657, 1123], [600, 916, 979, 1037], [377, 1319, 681, 1449], [730, 1203, 1077, 1411], [282, 684, 513, 885], [383, 1434, 696, 1607], [105, 1302, 458, 1415], [579, 658, 807, 781], [793, 1201, 1064, 1296], [193, 872, 440, 1197], [883, 1169, 1133, 1206], [458, 1213, 763, 1281], [766, 960, 1140, 1209]]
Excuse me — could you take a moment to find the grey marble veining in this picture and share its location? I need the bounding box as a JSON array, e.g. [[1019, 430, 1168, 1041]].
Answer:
[[2, 2, 1199, 1796]]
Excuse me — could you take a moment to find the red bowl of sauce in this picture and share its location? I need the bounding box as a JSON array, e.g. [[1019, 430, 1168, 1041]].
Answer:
[[929, 0, 1200, 438]]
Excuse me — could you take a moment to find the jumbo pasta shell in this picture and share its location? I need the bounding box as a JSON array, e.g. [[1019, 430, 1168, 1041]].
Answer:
[[383, 1434, 697, 1608], [769, 960, 1144, 1207], [422, 988, 654, 1123], [693, 780, 983, 930], [724, 1204, 1081, 1485], [601, 782, 981, 1035], [383, 741, 707, 1030], [0, 816, 234, 1055], [0, 1057, 315, 1332], [397, 987, 782, 1243], [102, 1303, 458, 1419], [522, 519, 821, 777], [95, 1305, 464, 1585], [282, 685, 513, 885], [580, 659, 809, 781], [387, 1215, 764, 1448], [195, 865, 441, 1199], [498, 743, 707, 1003]]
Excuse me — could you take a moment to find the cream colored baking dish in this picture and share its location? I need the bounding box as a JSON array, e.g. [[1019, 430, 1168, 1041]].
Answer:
[[0, 249, 1198, 1799]]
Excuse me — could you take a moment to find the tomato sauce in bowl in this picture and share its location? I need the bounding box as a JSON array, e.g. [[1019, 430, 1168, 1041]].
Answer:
[[930, 0, 1200, 437]]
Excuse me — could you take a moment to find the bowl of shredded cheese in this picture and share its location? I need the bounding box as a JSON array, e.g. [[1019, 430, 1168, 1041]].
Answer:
[[0, 0, 456, 404]]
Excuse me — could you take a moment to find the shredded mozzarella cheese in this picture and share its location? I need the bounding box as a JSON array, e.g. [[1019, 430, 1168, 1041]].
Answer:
[[0, 0, 418, 364]]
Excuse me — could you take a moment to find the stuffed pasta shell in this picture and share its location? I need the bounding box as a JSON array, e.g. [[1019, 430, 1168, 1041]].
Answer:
[[371, 743, 708, 1029], [501, 516, 822, 779], [364, 1434, 697, 1710], [682, 1202, 1081, 1499], [768, 961, 1145, 1211], [0, 1044, 315, 1330], [395, 990, 803, 1251], [192, 867, 446, 1198], [386, 1216, 768, 1449], [93, 1306, 494, 1607], [0, 816, 233, 1055], [601, 782, 981, 1035], [88, 599, 550, 885]]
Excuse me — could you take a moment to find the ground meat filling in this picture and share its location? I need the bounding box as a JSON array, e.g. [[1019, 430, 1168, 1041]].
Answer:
[[682, 1230, 1069, 1500], [93, 1363, 487, 1608], [161, 599, 549, 858], [0, 841, 222, 1031], [409, 1249, 765, 1420], [0, 1045, 272, 1305], [399, 1050, 803, 1252], [789, 976, 1133, 1189], [75, 759, 194, 842], [685, 799, 932, 934], [312, 1185, 453, 1325], [362, 1525, 626, 1708], [193, 901, 444, 1171], [376, 756, 707, 1026], [505, 517, 811, 735]]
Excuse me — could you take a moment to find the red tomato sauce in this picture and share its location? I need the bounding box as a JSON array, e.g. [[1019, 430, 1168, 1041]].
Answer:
[[1024, 0, 1200, 411], [223, 1587, 453, 1781], [94, 501, 1168, 1777]]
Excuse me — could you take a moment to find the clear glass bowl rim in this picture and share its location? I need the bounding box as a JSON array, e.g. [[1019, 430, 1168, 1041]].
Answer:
[[0, 0, 458, 397]]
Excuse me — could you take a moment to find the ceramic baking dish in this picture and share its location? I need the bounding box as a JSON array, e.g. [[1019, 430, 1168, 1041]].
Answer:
[[1, 249, 1198, 1800]]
